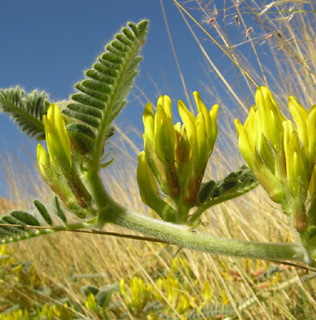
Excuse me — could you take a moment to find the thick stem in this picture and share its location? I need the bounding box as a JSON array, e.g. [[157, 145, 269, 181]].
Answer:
[[107, 210, 310, 264], [85, 170, 125, 224], [84, 171, 311, 264]]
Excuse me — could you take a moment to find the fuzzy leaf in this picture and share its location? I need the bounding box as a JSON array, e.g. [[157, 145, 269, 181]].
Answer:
[[198, 166, 259, 205], [52, 196, 67, 224], [0, 206, 45, 244], [0, 198, 86, 244], [0, 86, 50, 140], [33, 199, 53, 226], [63, 20, 148, 163], [10, 211, 41, 226]]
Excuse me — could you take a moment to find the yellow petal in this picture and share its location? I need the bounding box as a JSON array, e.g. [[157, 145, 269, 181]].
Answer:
[[283, 120, 295, 173], [307, 105, 316, 164], [154, 105, 166, 161], [255, 87, 284, 151], [193, 91, 211, 131], [143, 102, 155, 143], [44, 103, 72, 171], [154, 105, 175, 162], [37, 144, 50, 178], [286, 128, 306, 195], [53, 103, 72, 167], [309, 164, 316, 198], [244, 105, 257, 152], [196, 113, 207, 169], [209, 104, 219, 140], [137, 151, 159, 202], [235, 119, 254, 168], [178, 100, 197, 152], [137, 151, 173, 218], [157, 95, 172, 120], [257, 132, 276, 174], [288, 96, 308, 150]]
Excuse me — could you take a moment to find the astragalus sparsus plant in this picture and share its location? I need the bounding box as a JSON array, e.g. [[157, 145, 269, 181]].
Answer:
[[1, 0, 316, 318], [0, 10, 316, 275]]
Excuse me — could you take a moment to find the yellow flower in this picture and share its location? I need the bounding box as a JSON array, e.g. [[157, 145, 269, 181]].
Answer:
[[137, 151, 175, 221], [43, 103, 72, 172], [139, 92, 218, 222], [235, 86, 316, 231]]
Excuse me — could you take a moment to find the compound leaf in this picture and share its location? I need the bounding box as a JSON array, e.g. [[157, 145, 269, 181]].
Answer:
[[63, 20, 148, 166], [0, 86, 50, 140]]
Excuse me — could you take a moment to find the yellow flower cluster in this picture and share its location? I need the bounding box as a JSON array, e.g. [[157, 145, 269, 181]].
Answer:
[[137, 92, 218, 222], [235, 87, 316, 231], [37, 104, 91, 217]]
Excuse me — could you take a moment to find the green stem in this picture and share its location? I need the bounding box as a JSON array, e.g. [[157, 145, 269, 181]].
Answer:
[[85, 170, 125, 224], [107, 210, 310, 264], [84, 171, 311, 264], [0, 222, 89, 245]]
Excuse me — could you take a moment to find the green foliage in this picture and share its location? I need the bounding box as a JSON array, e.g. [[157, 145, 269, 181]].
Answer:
[[64, 20, 148, 161], [198, 165, 259, 205], [0, 245, 75, 318], [33, 200, 53, 226], [0, 198, 83, 244], [52, 196, 67, 224], [187, 166, 259, 226], [0, 87, 50, 140]]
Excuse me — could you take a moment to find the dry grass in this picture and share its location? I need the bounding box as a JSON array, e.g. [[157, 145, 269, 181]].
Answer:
[[1, 0, 316, 319]]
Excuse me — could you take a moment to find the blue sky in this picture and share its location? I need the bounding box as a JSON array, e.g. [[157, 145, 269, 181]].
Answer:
[[0, 0, 229, 196], [0, 0, 213, 146], [0, 0, 285, 197]]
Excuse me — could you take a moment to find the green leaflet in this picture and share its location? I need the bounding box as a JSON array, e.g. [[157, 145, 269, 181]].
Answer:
[[0, 198, 83, 244], [63, 20, 149, 166], [198, 165, 259, 205], [189, 166, 259, 226], [33, 199, 53, 226], [52, 196, 67, 224], [0, 87, 50, 140]]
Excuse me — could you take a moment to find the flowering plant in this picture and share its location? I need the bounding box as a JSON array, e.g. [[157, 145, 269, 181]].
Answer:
[[0, 20, 316, 269]]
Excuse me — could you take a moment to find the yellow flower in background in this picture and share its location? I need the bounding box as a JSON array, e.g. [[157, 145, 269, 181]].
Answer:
[[43, 103, 72, 173], [235, 86, 316, 232], [139, 92, 218, 222]]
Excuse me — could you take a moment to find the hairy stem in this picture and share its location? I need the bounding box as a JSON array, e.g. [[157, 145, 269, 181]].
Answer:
[[85, 170, 125, 225], [107, 210, 310, 264], [85, 171, 311, 264]]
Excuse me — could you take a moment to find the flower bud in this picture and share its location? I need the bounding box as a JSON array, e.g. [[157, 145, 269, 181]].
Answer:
[[137, 151, 175, 221], [37, 144, 54, 183], [43, 103, 72, 173], [37, 144, 87, 218]]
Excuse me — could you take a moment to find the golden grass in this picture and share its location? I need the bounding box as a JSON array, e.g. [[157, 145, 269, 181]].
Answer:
[[1, 0, 316, 319]]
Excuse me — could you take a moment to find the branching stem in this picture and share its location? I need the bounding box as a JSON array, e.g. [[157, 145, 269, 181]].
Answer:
[[85, 171, 311, 265], [108, 210, 310, 264]]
